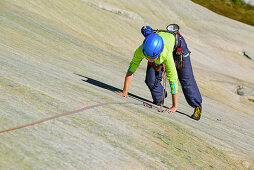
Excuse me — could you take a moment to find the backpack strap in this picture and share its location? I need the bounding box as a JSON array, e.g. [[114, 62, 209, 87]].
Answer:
[[174, 33, 179, 50], [166, 24, 180, 50]]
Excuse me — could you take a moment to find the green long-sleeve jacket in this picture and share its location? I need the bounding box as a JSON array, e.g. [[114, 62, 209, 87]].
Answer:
[[128, 31, 178, 94]]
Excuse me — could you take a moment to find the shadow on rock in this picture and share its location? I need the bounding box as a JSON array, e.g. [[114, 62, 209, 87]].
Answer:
[[74, 73, 191, 118]]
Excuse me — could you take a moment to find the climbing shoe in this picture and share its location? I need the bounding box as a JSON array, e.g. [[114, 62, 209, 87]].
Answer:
[[191, 106, 202, 120]]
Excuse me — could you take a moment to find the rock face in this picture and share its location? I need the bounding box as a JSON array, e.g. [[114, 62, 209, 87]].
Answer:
[[237, 87, 254, 96], [1, 0, 254, 169], [243, 51, 254, 61]]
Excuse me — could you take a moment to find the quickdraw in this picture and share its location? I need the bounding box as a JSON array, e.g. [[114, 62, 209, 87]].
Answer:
[[173, 33, 184, 69], [143, 102, 165, 112]]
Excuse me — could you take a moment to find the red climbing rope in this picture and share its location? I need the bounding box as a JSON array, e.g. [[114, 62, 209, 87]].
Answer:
[[0, 102, 144, 134]]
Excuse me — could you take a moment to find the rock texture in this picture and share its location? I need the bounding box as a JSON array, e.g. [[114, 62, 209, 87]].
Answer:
[[1, 0, 254, 169]]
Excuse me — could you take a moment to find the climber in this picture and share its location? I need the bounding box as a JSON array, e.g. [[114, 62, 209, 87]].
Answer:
[[117, 25, 202, 120]]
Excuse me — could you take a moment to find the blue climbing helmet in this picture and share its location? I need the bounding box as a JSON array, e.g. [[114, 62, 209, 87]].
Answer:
[[141, 26, 153, 37], [142, 34, 164, 59]]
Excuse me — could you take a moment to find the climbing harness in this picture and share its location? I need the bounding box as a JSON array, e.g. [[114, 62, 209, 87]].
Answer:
[[148, 62, 161, 71]]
